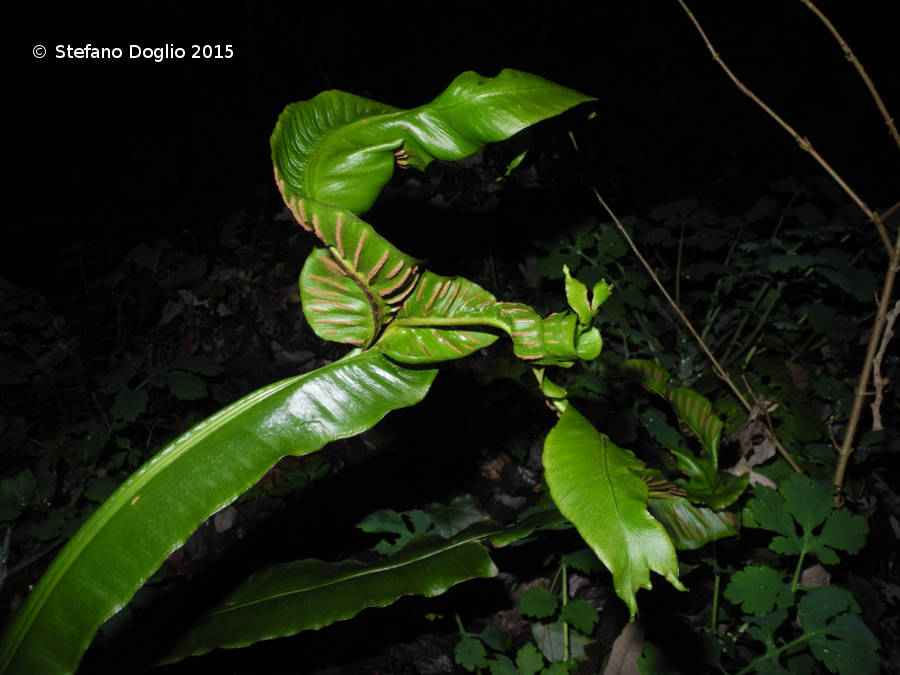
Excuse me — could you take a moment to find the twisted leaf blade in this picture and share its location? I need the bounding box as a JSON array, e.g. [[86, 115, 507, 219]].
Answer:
[[272, 69, 595, 214]]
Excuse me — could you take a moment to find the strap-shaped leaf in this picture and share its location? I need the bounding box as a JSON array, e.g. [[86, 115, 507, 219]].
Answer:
[[543, 405, 684, 619], [0, 351, 436, 675], [160, 508, 572, 664], [272, 69, 595, 215], [160, 535, 497, 664]]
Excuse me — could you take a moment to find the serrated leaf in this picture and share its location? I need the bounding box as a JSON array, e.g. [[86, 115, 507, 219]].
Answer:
[[744, 608, 789, 651], [724, 565, 793, 616], [358, 508, 432, 555], [516, 642, 545, 675], [560, 600, 598, 634], [560, 549, 601, 574], [424, 494, 486, 538], [749, 474, 868, 566], [797, 587, 879, 675], [520, 586, 558, 619], [543, 406, 684, 619], [111, 388, 148, 423], [455, 636, 489, 672], [488, 654, 518, 675], [166, 371, 207, 401]]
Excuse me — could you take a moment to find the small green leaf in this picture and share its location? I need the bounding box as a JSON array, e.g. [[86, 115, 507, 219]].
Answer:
[[424, 494, 485, 538], [357, 508, 432, 555], [84, 476, 120, 504], [798, 587, 879, 675], [519, 586, 558, 619], [499, 149, 527, 180], [166, 371, 207, 401], [488, 654, 518, 675], [744, 608, 789, 651], [111, 389, 148, 423], [34, 512, 68, 542], [560, 549, 601, 574], [479, 624, 512, 652], [563, 265, 593, 325], [749, 475, 868, 565], [575, 327, 602, 361], [455, 636, 488, 672], [560, 600, 598, 634], [516, 642, 545, 675], [724, 565, 793, 616]]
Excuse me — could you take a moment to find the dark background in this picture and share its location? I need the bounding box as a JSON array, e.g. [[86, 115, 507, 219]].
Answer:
[[8, 0, 898, 294]]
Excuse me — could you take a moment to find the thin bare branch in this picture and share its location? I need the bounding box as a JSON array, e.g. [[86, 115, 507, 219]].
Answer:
[[676, 0, 894, 259], [870, 299, 900, 431], [834, 226, 900, 487], [798, 0, 900, 154]]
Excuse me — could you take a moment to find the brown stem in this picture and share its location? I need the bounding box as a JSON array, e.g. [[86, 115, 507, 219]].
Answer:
[[870, 299, 900, 431], [834, 227, 900, 488], [676, 0, 894, 259], [798, 0, 900, 154]]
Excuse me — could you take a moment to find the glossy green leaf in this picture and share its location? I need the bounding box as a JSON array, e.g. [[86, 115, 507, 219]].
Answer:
[[271, 69, 595, 215], [376, 271, 501, 362], [0, 351, 436, 675], [543, 406, 684, 619], [158, 511, 570, 664], [160, 532, 497, 664], [294, 200, 422, 349], [377, 270, 590, 367], [647, 496, 740, 550]]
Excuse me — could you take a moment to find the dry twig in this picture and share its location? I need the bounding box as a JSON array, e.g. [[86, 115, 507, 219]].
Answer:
[[676, 0, 894, 259], [869, 299, 900, 431]]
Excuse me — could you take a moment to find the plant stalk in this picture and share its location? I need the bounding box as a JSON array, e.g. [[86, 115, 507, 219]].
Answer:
[[834, 226, 900, 488]]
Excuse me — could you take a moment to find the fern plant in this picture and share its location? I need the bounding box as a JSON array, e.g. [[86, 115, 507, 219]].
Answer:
[[0, 70, 743, 674]]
